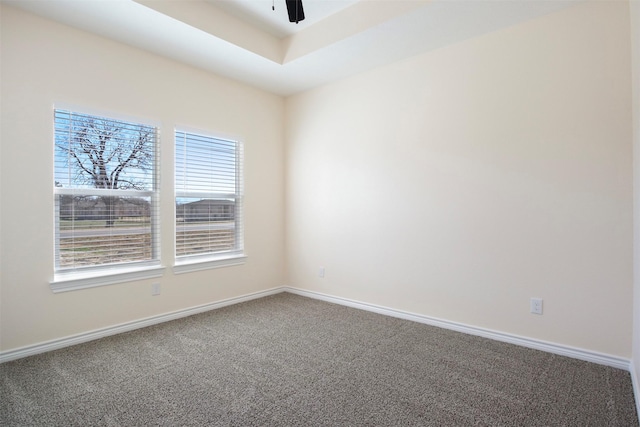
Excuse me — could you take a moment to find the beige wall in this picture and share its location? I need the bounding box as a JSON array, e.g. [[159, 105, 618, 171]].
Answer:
[[285, 1, 633, 357], [0, 6, 285, 351], [1, 1, 636, 361]]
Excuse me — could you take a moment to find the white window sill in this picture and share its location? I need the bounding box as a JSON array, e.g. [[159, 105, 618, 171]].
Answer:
[[173, 254, 247, 275], [51, 264, 165, 293]]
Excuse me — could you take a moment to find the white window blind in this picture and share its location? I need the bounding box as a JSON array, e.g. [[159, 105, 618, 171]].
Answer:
[[175, 130, 243, 261], [54, 109, 159, 273]]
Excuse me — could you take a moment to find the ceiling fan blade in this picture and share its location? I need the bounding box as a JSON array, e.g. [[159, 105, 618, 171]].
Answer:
[[285, 0, 305, 24]]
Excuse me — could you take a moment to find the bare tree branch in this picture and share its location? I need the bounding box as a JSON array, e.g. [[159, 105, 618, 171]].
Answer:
[[56, 114, 154, 226]]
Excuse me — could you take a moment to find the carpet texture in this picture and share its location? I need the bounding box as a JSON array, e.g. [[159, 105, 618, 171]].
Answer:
[[1, 292, 638, 426]]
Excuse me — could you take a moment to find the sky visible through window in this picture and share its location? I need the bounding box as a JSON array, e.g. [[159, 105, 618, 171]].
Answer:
[[175, 130, 238, 204], [54, 110, 155, 191]]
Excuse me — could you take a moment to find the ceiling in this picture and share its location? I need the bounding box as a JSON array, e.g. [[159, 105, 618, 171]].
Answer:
[[4, 0, 582, 96], [210, 0, 360, 38]]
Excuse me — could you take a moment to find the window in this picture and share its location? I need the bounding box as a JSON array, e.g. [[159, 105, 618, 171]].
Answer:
[[53, 109, 161, 290], [174, 130, 244, 272]]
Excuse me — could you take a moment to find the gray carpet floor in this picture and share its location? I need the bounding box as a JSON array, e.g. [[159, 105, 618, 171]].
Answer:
[[1, 292, 638, 426]]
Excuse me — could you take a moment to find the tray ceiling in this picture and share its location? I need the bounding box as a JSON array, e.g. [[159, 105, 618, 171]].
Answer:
[[3, 0, 582, 96]]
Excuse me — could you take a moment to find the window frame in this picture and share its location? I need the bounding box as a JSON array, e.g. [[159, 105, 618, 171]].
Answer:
[[50, 107, 164, 292], [173, 128, 246, 274]]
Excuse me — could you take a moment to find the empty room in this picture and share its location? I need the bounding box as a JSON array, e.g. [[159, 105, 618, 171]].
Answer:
[[1, 0, 640, 425]]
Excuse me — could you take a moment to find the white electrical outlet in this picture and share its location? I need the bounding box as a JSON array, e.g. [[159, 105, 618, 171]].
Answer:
[[318, 267, 325, 278], [152, 283, 161, 296], [530, 298, 543, 315]]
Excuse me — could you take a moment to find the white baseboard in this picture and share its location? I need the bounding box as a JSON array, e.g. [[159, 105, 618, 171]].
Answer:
[[1, 285, 632, 374], [283, 286, 632, 371], [0, 287, 284, 364]]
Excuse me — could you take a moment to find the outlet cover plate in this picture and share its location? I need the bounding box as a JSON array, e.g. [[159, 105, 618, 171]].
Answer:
[[530, 297, 543, 315]]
